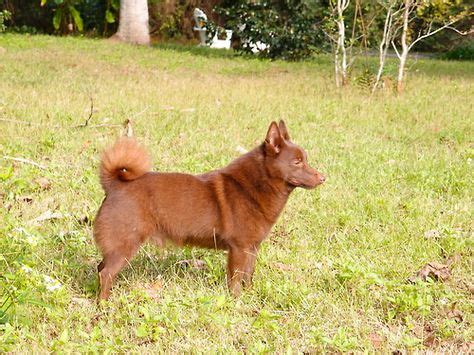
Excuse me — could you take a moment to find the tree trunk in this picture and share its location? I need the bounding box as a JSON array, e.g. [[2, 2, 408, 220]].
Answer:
[[336, 0, 349, 86], [372, 5, 394, 94], [397, 0, 411, 94], [397, 53, 407, 93], [334, 45, 341, 87], [338, 18, 347, 85], [113, 0, 150, 45]]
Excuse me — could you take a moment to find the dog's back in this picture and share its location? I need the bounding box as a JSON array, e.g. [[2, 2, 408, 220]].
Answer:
[[95, 146, 279, 252]]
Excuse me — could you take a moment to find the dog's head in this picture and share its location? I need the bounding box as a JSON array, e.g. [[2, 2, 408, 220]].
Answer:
[[263, 120, 325, 189]]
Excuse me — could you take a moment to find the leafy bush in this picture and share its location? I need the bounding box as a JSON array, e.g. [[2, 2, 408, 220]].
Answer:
[[2, 0, 54, 34], [216, 0, 325, 60], [78, 0, 118, 35], [40, 0, 84, 33], [0, 10, 11, 32], [2, 0, 117, 35], [442, 42, 474, 61]]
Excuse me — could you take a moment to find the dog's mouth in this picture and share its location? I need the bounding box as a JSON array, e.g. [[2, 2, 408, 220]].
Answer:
[[287, 178, 316, 189], [287, 173, 326, 189]]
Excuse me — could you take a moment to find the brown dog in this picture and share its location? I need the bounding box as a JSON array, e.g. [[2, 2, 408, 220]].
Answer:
[[94, 121, 325, 299]]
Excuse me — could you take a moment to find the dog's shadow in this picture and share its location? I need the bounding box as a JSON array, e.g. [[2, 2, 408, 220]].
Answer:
[[78, 245, 227, 298]]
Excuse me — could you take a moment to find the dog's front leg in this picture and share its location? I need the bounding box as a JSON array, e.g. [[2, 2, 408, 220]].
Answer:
[[227, 246, 255, 296], [242, 244, 260, 288]]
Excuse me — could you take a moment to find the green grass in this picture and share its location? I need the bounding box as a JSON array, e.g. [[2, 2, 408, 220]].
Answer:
[[0, 33, 473, 352]]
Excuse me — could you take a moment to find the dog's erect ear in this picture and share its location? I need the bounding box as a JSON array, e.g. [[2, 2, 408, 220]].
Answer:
[[265, 121, 283, 155], [278, 120, 290, 141]]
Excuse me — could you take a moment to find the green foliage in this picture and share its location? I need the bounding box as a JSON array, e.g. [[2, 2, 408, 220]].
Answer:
[[103, 0, 119, 32], [0, 10, 11, 32], [442, 42, 474, 61], [158, 6, 185, 38], [41, 0, 84, 33], [1, 0, 116, 35], [416, 0, 469, 23], [217, 0, 326, 60], [321, 327, 359, 352]]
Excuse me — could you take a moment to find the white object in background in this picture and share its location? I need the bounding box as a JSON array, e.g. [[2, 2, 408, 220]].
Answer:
[[193, 8, 232, 50], [238, 23, 269, 53], [245, 41, 269, 54], [210, 30, 233, 49], [193, 8, 208, 46]]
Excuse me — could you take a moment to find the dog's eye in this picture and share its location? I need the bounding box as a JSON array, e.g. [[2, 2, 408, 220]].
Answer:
[[293, 159, 303, 166]]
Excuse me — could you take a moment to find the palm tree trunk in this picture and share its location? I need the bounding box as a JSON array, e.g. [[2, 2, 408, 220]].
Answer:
[[113, 0, 150, 45]]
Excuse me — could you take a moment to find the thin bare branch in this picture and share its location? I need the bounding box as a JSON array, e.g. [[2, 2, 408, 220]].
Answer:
[[408, 18, 460, 52], [392, 41, 401, 59], [322, 29, 338, 43], [3, 156, 47, 169], [85, 96, 94, 126], [130, 106, 149, 119], [75, 96, 95, 128], [1, 117, 122, 129], [0, 118, 61, 128], [445, 26, 474, 36]]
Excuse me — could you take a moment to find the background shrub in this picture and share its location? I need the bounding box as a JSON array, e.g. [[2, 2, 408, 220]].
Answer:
[[217, 0, 326, 60], [0, 9, 11, 32], [441, 41, 474, 61]]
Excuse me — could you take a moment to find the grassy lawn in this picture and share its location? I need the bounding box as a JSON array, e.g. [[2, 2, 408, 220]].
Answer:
[[0, 33, 473, 352]]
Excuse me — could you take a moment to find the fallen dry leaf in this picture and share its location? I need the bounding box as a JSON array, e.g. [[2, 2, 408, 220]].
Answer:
[[176, 259, 207, 270], [422, 323, 438, 348], [446, 254, 461, 267], [71, 297, 92, 307], [16, 195, 33, 203], [424, 229, 440, 239], [423, 332, 438, 348], [369, 332, 385, 349], [79, 140, 92, 154], [447, 303, 463, 323], [409, 262, 450, 283], [273, 262, 294, 272], [29, 210, 64, 225], [143, 281, 163, 299], [78, 214, 91, 226], [36, 177, 52, 190], [447, 309, 463, 323], [458, 342, 474, 353]]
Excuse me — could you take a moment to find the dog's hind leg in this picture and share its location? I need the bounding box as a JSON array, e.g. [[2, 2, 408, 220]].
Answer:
[[98, 240, 141, 300]]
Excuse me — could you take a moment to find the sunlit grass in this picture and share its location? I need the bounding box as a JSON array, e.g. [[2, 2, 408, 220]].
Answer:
[[0, 34, 473, 352]]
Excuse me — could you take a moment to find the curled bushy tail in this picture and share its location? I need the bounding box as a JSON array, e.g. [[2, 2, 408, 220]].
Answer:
[[99, 137, 151, 193]]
